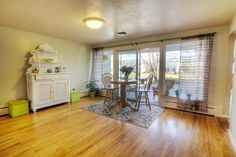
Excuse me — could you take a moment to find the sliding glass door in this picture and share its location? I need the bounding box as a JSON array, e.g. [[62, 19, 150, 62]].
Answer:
[[117, 46, 161, 102]]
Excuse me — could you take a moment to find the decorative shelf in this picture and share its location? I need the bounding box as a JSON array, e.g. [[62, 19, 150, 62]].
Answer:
[[29, 61, 63, 64], [26, 44, 65, 74]]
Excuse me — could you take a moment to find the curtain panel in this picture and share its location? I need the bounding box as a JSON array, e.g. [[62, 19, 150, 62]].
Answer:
[[177, 34, 214, 113], [91, 48, 104, 88]]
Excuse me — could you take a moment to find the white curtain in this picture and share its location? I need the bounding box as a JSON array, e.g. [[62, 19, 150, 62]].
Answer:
[[177, 34, 214, 112], [91, 48, 104, 88]]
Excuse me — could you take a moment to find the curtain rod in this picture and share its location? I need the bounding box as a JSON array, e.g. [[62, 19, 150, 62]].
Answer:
[[95, 32, 216, 49]]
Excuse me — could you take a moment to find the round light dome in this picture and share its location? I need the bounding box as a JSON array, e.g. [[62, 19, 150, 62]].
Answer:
[[83, 17, 105, 29]]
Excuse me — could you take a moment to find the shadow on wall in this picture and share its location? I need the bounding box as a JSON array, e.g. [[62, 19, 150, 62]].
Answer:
[[11, 52, 31, 100]]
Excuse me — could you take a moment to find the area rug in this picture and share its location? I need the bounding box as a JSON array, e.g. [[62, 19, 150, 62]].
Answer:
[[81, 102, 164, 128]]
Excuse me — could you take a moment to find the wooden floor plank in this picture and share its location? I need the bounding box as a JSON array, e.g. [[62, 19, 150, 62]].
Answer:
[[0, 97, 235, 157]]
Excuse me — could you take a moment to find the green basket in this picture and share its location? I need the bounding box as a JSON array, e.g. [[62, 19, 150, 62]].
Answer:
[[8, 100, 29, 118], [70, 89, 80, 103]]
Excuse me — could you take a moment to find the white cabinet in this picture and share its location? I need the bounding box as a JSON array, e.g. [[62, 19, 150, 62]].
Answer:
[[27, 74, 70, 112], [26, 44, 70, 112]]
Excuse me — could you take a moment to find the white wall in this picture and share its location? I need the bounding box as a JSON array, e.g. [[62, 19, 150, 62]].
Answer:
[[0, 26, 91, 107]]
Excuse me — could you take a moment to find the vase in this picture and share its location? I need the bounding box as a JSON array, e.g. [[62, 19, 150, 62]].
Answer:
[[124, 74, 129, 81], [89, 91, 96, 97], [186, 93, 192, 100]]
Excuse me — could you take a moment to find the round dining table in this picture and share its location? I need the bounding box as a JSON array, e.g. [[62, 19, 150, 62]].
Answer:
[[110, 80, 138, 112]]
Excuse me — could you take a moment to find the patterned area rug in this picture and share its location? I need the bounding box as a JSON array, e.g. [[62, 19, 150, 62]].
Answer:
[[81, 102, 164, 128]]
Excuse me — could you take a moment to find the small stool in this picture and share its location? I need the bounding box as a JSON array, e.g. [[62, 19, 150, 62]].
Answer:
[[8, 100, 29, 117]]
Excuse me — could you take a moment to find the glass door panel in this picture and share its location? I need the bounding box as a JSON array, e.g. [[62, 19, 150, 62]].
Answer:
[[164, 43, 181, 98], [138, 47, 160, 101], [117, 47, 161, 102], [119, 50, 137, 80]]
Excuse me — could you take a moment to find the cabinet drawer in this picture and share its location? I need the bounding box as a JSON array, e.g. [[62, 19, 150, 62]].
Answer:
[[54, 75, 69, 79], [36, 75, 53, 80]]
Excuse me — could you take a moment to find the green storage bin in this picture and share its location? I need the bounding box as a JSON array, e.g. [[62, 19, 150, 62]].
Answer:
[[8, 100, 29, 117], [70, 89, 80, 103]]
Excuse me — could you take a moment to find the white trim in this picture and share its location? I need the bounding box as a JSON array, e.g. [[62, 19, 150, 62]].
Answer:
[[220, 114, 230, 119], [228, 130, 236, 153]]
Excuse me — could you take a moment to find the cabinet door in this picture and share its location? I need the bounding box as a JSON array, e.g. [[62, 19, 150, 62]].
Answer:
[[36, 81, 54, 105], [54, 80, 69, 101]]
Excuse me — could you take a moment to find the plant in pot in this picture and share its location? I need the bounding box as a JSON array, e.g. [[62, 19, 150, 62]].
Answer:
[[120, 66, 134, 81], [86, 80, 97, 97]]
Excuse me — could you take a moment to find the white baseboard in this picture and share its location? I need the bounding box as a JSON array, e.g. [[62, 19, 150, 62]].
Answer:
[[228, 130, 236, 153]]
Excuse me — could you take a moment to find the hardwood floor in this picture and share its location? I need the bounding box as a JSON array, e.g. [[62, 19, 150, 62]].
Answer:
[[0, 97, 235, 157]]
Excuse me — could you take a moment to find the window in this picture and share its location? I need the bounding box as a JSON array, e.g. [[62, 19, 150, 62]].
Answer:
[[102, 50, 113, 75]]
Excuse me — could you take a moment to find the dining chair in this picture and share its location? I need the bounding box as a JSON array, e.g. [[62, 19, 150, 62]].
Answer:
[[135, 74, 154, 111], [102, 73, 118, 106], [152, 84, 159, 100]]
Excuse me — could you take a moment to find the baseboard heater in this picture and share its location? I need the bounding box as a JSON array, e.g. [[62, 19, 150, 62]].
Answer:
[[79, 90, 89, 97], [0, 104, 9, 116]]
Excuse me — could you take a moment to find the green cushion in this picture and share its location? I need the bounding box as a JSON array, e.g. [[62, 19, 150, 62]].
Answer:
[[8, 100, 29, 118]]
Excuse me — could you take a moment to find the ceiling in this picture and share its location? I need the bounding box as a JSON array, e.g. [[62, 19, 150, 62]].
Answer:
[[0, 0, 236, 44]]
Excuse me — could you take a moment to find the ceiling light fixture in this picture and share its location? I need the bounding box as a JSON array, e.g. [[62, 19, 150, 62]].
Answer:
[[83, 17, 105, 29]]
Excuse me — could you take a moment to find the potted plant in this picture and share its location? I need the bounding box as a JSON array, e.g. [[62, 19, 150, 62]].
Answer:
[[120, 66, 134, 81], [86, 80, 97, 97], [102, 54, 109, 60], [175, 90, 180, 98], [186, 93, 192, 100]]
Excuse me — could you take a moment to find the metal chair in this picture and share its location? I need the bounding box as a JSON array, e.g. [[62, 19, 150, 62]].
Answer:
[[102, 73, 118, 106], [136, 74, 154, 111]]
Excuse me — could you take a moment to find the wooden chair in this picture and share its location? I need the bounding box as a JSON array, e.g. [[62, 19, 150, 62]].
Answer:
[[152, 84, 159, 100], [102, 73, 118, 106], [136, 74, 154, 111]]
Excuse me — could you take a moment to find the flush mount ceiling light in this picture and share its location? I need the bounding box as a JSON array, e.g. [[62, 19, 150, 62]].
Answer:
[[83, 17, 105, 29]]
